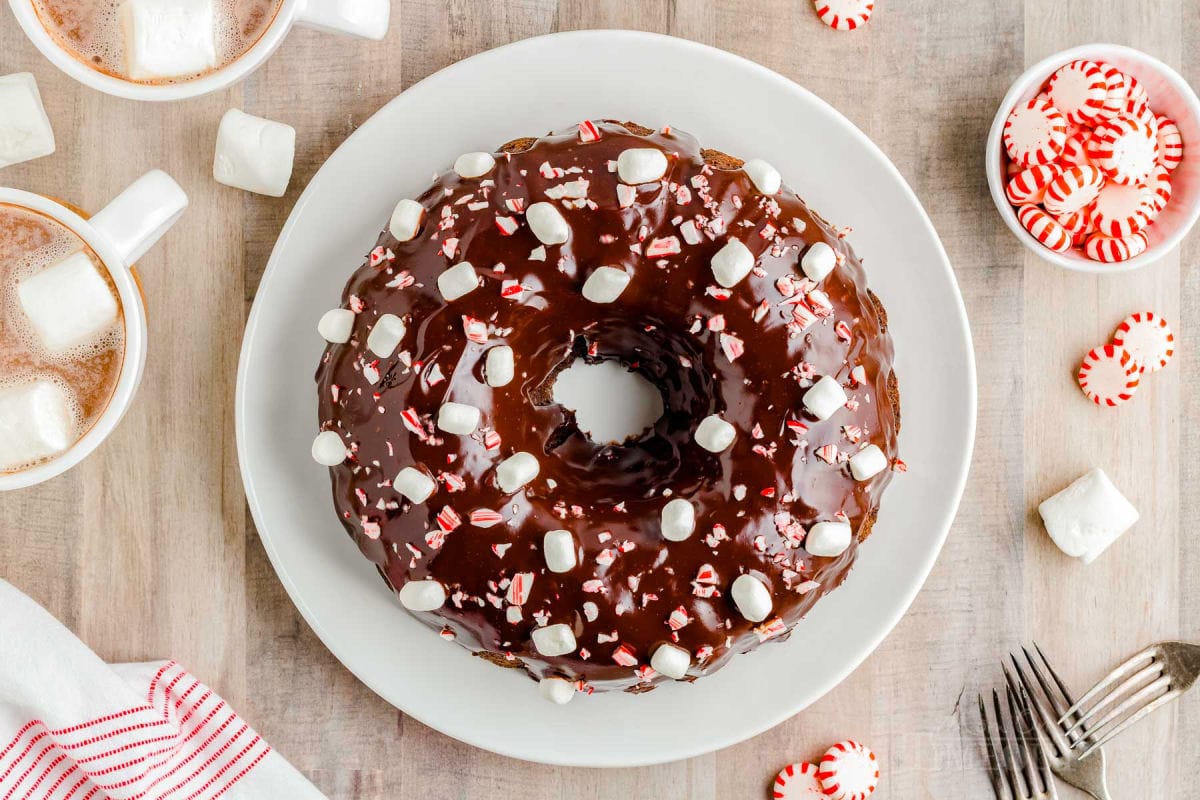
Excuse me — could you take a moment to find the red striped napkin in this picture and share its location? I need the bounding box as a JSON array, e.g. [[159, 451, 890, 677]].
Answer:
[[0, 580, 326, 800]]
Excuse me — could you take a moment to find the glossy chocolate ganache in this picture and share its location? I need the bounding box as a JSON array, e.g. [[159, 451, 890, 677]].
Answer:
[[314, 120, 900, 698]]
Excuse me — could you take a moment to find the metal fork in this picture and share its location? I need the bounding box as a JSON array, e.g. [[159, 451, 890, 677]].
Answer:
[[979, 683, 1058, 799], [1058, 641, 1200, 760]]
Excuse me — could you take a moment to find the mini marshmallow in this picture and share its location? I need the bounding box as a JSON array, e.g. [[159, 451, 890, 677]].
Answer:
[[366, 313, 406, 358], [454, 152, 495, 178], [0, 380, 75, 471], [394, 466, 435, 504], [437, 402, 480, 435], [118, 0, 216, 80], [581, 266, 631, 304], [539, 676, 575, 705], [317, 308, 354, 343], [1039, 468, 1140, 565], [743, 158, 782, 194], [311, 430, 347, 466], [389, 198, 424, 241], [802, 375, 848, 421], [436, 261, 479, 301], [695, 414, 736, 453], [801, 241, 837, 282], [660, 498, 696, 542], [710, 239, 755, 288], [0, 73, 55, 169], [731, 574, 772, 623], [398, 579, 446, 611], [531, 623, 576, 657], [496, 451, 539, 493], [617, 148, 668, 184], [849, 444, 887, 481], [213, 109, 295, 197], [650, 643, 691, 680], [806, 521, 851, 557], [525, 202, 570, 245], [486, 345, 515, 387], [543, 529, 577, 573], [18, 251, 118, 355]]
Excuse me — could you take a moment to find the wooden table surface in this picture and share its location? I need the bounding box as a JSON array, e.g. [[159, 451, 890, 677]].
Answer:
[[3, 1, 1199, 797]]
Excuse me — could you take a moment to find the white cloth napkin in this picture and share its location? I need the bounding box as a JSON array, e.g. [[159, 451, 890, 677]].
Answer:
[[0, 579, 327, 800]]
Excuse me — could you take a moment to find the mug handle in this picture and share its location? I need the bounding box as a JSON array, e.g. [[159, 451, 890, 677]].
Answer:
[[294, 0, 390, 41], [89, 170, 188, 266]]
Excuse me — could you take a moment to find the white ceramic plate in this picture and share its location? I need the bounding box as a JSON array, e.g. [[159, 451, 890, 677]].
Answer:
[[237, 30, 976, 767]]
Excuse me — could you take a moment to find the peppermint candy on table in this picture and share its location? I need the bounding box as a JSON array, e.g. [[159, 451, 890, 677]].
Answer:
[[1005, 164, 1059, 205], [1145, 164, 1172, 215], [1017, 204, 1071, 252], [1047, 59, 1107, 124], [1087, 116, 1157, 185], [1004, 98, 1067, 167], [1094, 64, 1127, 120], [773, 761, 825, 799], [1059, 132, 1092, 167], [1042, 165, 1104, 216], [812, 0, 873, 31], [1084, 230, 1148, 263], [1090, 180, 1152, 237], [1078, 344, 1140, 406], [1111, 311, 1174, 373], [818, 740, 880, 800], [1156, 115, 1184, 170]]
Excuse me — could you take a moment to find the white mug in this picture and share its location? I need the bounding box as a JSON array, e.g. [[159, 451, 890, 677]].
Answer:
[[0, 170, 187, 490], [7, 0, 390, 102]]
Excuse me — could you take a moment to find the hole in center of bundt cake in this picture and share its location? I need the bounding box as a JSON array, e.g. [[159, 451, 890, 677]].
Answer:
[[551, 360, 664, 445]]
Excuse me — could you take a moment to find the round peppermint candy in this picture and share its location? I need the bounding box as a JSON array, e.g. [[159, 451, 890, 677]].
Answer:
[[1004, 98, 1067, 167], [773, 761, 825, 799], [1047, 59, 1107, 124], [1043, 165, 1104, 216], [1090, 180, 1152, 237], [1112, 311, 1174, 373], [818, 740, 879, 800], [1145, 164, 1172, 216], [1156, 115, 1184, 171], [1078, 344, 1140, 406], [1005, 164, 1060, 205], [1059, 132, 1093, 167], [1088, 116, 1157, 185], [813, 0, 873, 30], [1094, 64, 1128, 120], [1017, 204, 1071, 252], [1084, 230, 1148, 263], [1055, 203, 1094, 235]]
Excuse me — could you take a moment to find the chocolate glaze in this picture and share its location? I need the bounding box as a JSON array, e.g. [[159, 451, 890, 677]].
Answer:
[[314, 121, 899, 694]]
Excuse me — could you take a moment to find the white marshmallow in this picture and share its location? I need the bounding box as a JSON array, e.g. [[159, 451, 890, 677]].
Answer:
[[118, 0, 216, 80], [1039, 468, 1140, 565], [436, 261, 479, 301], [710, 239, 755, 288], [0, 73, 55, 169], [802, 375, 848, 421], [437, 402, 480, 435], [731, 574, 773, 623], [543, 529, 577, 573], [525, 201, 570, 245], [394, 466, 435, 504], [660, 498, 696, 542], [366, 313, 406, 358], [581, 266, 631, 304], [454, 152, 495, 178], [311, 430, 347, 466], [539, 676, 575, 704], [485, 345, 515, 387], [213, 109, 295, 197], [389, 198, 424, 241], [849, 444, 888, 481], [317, 308, 354, 343], [801, 241, 837, 282], [398, 579, 446, 611], [0, 380, 75, 471], [743, 158, 782, 194], [650, 643, 691, 680], [806, 521, 851, 557], [617, 148, 668, 184], [531, 623, 576, 657], [694, 414, 736, 453], [496, 451, 539, 493], [18, 251, 118, 355]]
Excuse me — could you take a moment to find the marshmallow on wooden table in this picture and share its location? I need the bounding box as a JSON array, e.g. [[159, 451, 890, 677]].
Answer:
[[496, 451, 539, 493], [531, 623, 576, 657], [394, 466, 435, 504], [213, 109, 295, 197], [539, 676, 575, 704], [806, 521, 851, 557], [802, 375, 848, 421], [118, 0, 217, 80], [437, 402, 480, 435], [581, 266, 630, 303], [0, 73, 55, 169], [18, 252, 118, 355], [1038, 468, 1139, 564], [543, 529, 576, 573], [0, 380, 75, 471], [731, 574, 772, 622], [694, 414, 736, 453]]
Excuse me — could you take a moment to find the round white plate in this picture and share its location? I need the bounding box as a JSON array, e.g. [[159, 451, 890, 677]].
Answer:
[[237, 30, 976, 767]]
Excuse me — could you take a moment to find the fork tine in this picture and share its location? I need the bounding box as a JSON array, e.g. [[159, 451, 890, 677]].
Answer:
[[1020, 646, 1070, 718], [1059, 647, 1156, 724], [1016, 686, 1058, 799], [1077, 689, 1181, 761], [1063, 661, 1163, 738], [1005, 682, 1043, 795], [1007, 655, 1070, 756], [980, 693, 1013, 799], [995, 689, 1029, 798], [1033, 643, 1079, 706], [1070, 675, 1172, 749]]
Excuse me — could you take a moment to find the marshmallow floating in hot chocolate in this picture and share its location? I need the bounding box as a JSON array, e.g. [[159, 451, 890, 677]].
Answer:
[[18, 251, 118, 355], [710, 239, 755, 287], [660, 498, 696, 541], [538, 676, 575, 704], [389, 199, 425, 241], [436, 261, 479, 301], [310, 430, 347, 466], [213, 109, 295, 197], [802, 375, 848, 421], [1038, 467, 1139, 564], [0, 73, 55, 169], [0, 380, 76, 471], [317, 308, 354, 343], [694, 414, 736, 453], [496, 451, 539, 493], [581, 266, 631, 303], [118, 0, 217, 80]]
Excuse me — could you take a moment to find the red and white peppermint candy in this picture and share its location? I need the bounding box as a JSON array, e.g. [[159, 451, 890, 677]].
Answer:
[[1004, 98, 1067, 166], [1042, 165, 1104, 216], [1090, 180, 1152, 237], [812, 0, 873, 31], [1084, 230, 1148, 263], [1087, 117, 1157, 185], [1054, 202, 1094, 235], [818, 740, 879, 800], [1111, 311, 1174, 373], [1123, 73, 1149, 107], [773, 761, 825, 799], [1077, 344, 1139, 406], [1094, 64, 1127, 120], [1156, 115, 1184, 171], [1059, 133, 1093, 167], [1005, 164, 1060, 205], [1145, 164, 1172, 216], [1017, 204, 1071, 252], [1047, 60, 1107, 124], [1119, 95, 1156, 132]]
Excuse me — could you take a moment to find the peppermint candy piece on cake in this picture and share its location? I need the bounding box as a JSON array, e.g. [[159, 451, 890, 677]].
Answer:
[[818, 740, 880, 800], [1090, 180, 1152, 237], [1042, 165, 1104, 216], [1087, 117, 1157, 185], [812, 0, 873, 30], [1077, 343, 1140, 406], [1047, 59, 1107, 124], [1084, 230, 1148, 263], [1003, 98, 1067, 167], [1017, 204, 1071, 253], [1005, 164, 1060, 205], [773, 761, 825, 799], [1155, 115, 1184, 170], [1111, 311, 1174, 373]]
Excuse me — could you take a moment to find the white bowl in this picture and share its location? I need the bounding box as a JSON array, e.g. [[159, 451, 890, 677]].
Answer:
[[986, 43, 1200, 273]]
